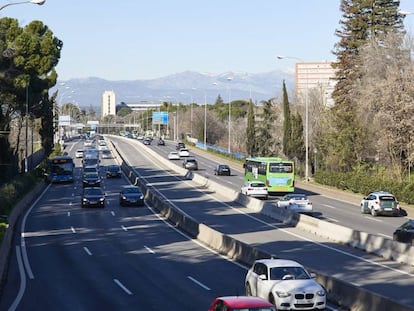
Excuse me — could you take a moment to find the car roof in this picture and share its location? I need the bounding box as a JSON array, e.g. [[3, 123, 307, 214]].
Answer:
[[121, 185, 139, 189], [254, 258, 303, 268], [216, 296, 274, 307]]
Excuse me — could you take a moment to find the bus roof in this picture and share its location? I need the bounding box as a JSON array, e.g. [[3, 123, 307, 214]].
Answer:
[[50, 155, 73, 161], [245, 157, 292, 163]]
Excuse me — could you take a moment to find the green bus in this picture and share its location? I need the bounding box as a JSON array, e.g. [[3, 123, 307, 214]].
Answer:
[[243, 157, 295, 193]]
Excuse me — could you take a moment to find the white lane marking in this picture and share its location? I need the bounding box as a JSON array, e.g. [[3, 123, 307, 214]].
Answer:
[[144, 245, 155, 254], [124, 140, 414, 278], [121, 225, 128, 231], [114, 279, 133, 295], [20, 184, 51, 280], [323, 204, 336, 209], [111, 211, 115, 216], [83, 247, 92, 256], [364, 216, 383, 223], [326, 217, 339, 223], [8, 246, 27, 311], [67, 212, 71, 217], [188, 276, 211, 290], [71, 226, 76, 233]]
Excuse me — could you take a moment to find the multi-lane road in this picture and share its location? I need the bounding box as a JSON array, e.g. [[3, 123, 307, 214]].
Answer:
[[1, 135, 413, 310]]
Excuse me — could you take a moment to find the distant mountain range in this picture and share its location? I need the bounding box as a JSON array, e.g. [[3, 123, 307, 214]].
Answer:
[[51, 70, 295, 112]]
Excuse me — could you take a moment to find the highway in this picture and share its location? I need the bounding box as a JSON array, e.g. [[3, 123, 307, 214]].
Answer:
[[0, 140, 248, 310], [1, 135, 413, 310]]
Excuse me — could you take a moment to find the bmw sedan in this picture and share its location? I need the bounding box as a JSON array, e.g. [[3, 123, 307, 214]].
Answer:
[[119, 185, 145, 206], [245, 259, 326, 310], [81, 187, 105, 208]]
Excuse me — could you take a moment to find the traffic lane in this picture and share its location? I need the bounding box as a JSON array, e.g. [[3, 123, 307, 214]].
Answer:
[[173, 145, 408, 240], [116, 138, 414, 309], [293, 189, 407, 238]]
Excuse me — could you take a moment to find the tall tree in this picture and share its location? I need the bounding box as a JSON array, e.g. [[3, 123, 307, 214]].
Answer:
[[256, 99, 277, 156], [328, 0, 404, 172], [246, 99, 256, 156], [281, 80, 292, 158], [0, 18, 62, 173]]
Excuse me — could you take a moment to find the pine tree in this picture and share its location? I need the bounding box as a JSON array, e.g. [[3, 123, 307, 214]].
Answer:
[[282, 80, 292, 158], [257, 99, 276, 156], [246, 99, 256, 156], [329, 0, 404, 172]]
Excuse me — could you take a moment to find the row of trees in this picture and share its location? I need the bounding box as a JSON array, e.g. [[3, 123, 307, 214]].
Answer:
[[109, 0, 413, 182]]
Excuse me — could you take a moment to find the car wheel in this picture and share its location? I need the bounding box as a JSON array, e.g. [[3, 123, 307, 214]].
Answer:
[[269, 293, 276, 305], [245, 283, 252, 296], [371, 208, 378, 217]]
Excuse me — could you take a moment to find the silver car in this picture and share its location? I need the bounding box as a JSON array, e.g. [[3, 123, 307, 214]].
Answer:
[[277, 194, 313, 213], [360, 191, 400, 216], [182, 157, 198, 170]]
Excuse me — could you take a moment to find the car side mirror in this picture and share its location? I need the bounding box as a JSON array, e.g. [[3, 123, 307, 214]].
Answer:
[[258, 274, 267, 280], [282, 274, 294, 280]]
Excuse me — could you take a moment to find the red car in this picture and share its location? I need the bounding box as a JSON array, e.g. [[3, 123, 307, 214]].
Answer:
[[208, 296, 276, 311]]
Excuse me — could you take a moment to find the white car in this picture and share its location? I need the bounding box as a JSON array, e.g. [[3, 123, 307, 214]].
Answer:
[[178, 148, 190, 157], [241, 180, 268, 200], [245, 259, 326, 310], [168, 151, 180, 160], [277, 194, 313, 213], [360, 190, 400, 217]]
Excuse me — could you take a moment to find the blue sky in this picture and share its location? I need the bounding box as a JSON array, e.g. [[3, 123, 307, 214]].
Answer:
[[3, 0, 414, 81]]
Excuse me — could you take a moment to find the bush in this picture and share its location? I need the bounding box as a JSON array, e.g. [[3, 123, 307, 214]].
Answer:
[[314, 170, 414, 205]]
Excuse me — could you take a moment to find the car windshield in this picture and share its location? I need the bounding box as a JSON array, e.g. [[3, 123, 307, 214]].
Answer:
[[85, 188, 102, 195], [85, 173, 98, 179], [108, 166, 119, 171], [270, 266, 310, 280], [124, 187, 140, 193]]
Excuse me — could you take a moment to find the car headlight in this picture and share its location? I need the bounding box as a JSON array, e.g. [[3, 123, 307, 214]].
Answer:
[[121, 195, 126, 200], [276, 291, 291, 298], [99, 197, 105, 202], [316, 290, 326, 296], [82, 198, 88, 202], [140, 195, 144, 199]]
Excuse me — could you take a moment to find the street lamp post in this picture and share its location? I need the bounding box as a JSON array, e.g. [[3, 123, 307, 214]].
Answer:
[[227, 77, 233, 154], [277, 55, 309, 182], [0, 0, 45, 11], [25, 84, 29, 173]]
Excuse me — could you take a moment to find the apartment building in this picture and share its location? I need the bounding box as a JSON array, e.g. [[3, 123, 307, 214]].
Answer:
[[101, 90, 116, 118]]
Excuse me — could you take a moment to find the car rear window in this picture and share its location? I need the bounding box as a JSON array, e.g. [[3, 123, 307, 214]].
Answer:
[[252, 183, 265, 187], [379, 196, 396, 201]]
